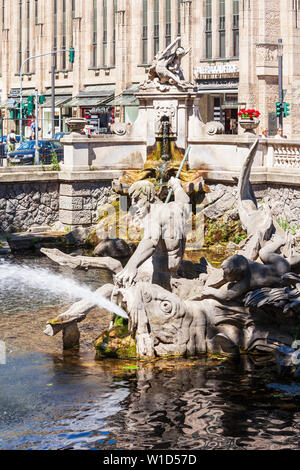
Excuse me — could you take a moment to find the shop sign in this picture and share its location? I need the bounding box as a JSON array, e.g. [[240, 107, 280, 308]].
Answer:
[[194, 63, 239, 79], [90, 107, 109, 114], [195, 77, 239, 89], [9, 89, 20, 98]]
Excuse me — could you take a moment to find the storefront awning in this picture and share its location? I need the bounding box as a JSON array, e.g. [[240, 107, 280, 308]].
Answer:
[[41, 95, 72, 108], [105, 84, 139, 107], [79, 84, 115, 97], [107, 94, 139, 107], [64, 96, 112, 107]]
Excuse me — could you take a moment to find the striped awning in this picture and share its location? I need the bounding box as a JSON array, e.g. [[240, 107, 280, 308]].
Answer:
[[41, 95, 71, 108], [64, 96, 112, 107]]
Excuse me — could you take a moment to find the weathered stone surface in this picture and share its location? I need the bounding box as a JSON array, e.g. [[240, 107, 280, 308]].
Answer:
[[59, 209, 92, 225], [203, 191, 235, 220], [0, 182, 59, 233], [64, 226, 95, 246], [41, 247, 123, 273], [59, 195, 83, 210], [94, 238, 133, 258]]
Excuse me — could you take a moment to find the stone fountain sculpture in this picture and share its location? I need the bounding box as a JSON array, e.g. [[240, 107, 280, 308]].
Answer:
[[43, 137, 300, 358], [41, 41, 300, 358], [140, 37, 192, 92]]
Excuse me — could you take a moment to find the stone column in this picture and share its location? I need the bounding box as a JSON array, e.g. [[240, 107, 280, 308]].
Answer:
[[72, 17, 82, 98], [84, 0, 93, 69], [280, 0, 300, 138], [66, 0, 73, 69], [42, 0, 53, 88], [56, 0, 63, 70], [181, 1, 193, 82], [159, 0, 166, 50], [107, 0, 115, 67], [171, 0, 178, 42], [115, 0, 129, 96], [131, 0, 143, 65]]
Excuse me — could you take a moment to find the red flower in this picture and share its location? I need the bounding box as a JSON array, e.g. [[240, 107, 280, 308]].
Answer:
[[239, 107, 261, 120]]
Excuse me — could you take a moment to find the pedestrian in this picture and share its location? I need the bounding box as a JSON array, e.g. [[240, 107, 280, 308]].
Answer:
[[30, 121, 36, 140], [260, 128, 269, 138], [274, 127, 286, 139], [7, 129, 17, 152]]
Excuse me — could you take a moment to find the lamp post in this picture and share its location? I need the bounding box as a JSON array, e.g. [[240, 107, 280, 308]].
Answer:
[[34, 89, 40, 165], [278, 38, 283, 132], [19, 48, 75, 143]]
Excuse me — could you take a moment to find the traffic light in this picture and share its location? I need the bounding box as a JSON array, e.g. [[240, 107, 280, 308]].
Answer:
[[69, 47, 75, 63], [283, 102, 291, 117], [27, 95, 34, 117], [9, 109, 15, 120], [39, 95, 46, 105], [276, 101, 282, 117]]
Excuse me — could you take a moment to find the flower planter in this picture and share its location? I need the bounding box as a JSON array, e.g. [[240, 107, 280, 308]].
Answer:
[[239, 119, 260, 135]]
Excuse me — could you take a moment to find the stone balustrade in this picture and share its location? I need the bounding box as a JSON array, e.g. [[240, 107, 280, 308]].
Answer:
[[272, 142, 300, 168]]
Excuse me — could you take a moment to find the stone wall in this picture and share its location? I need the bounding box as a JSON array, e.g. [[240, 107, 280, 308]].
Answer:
[[0, 176, 117, 233], [204, 181, 300, 229], [59, 181, 116, 227], [0, 182, 59, 233]]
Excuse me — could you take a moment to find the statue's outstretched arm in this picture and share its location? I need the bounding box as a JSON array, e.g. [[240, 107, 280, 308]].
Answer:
[[160, 36, 181, 57]]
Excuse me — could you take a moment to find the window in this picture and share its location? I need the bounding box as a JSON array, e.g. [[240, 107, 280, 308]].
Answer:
[[165, 0, 171, 47], [233, 0, 239, 57], [205, 0, 212, 59], [142, 0, 148, 64], [2, 0, 5, 30], [26, 0, 30, 72], [35, 0, 38, 24], [113, 0, 117, 65], [92, 0, 97, 67], [19, 0, 22, 69], [103, 0, 107, 66], [177, 0, 181, 37], [62, 0, 66, 69], [71, 0, 75, 55], [219, 0, 225, 58], [154, 0, 159, 56], [54, 0, 57, 69]]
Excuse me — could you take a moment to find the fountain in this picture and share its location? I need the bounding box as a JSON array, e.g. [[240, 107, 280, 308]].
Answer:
[[6, 38, 300, 368], [40, 138, 300, 364]]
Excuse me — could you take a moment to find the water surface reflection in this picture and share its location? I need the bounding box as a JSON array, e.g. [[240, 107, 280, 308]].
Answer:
[[1, 353, 300, 450]]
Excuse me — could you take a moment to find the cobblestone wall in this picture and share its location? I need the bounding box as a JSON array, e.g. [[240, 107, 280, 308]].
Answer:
[[1, 178, 300, 234], [0, 182, 59, 233], [204, 182, 300, 228], [59, 181, 116, 226]]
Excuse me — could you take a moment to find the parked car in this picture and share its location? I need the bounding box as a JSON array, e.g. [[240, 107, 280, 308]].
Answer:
[[7, 140, 63, 165], [53, 132, 70, 141]]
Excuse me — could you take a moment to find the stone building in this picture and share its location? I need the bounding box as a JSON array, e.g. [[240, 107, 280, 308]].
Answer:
[[0, 0, 299, 138]]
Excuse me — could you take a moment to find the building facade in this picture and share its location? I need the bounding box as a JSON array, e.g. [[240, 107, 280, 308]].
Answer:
[[0, 0, 299, 138]]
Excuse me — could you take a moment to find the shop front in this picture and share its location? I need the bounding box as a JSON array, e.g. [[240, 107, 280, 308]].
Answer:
[[194, 62, 240, 135], [64, 85, 115, 134], [81, 106, 114, 133]]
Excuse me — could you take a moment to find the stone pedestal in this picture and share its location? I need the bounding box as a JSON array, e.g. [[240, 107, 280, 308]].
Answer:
[[61, 134, 90, 171], [131, 85, 204, 150]]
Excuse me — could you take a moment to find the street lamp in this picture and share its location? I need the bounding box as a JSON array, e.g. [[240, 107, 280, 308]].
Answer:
[[19, 48, 75, 144], [278, 38, 283, 131]]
